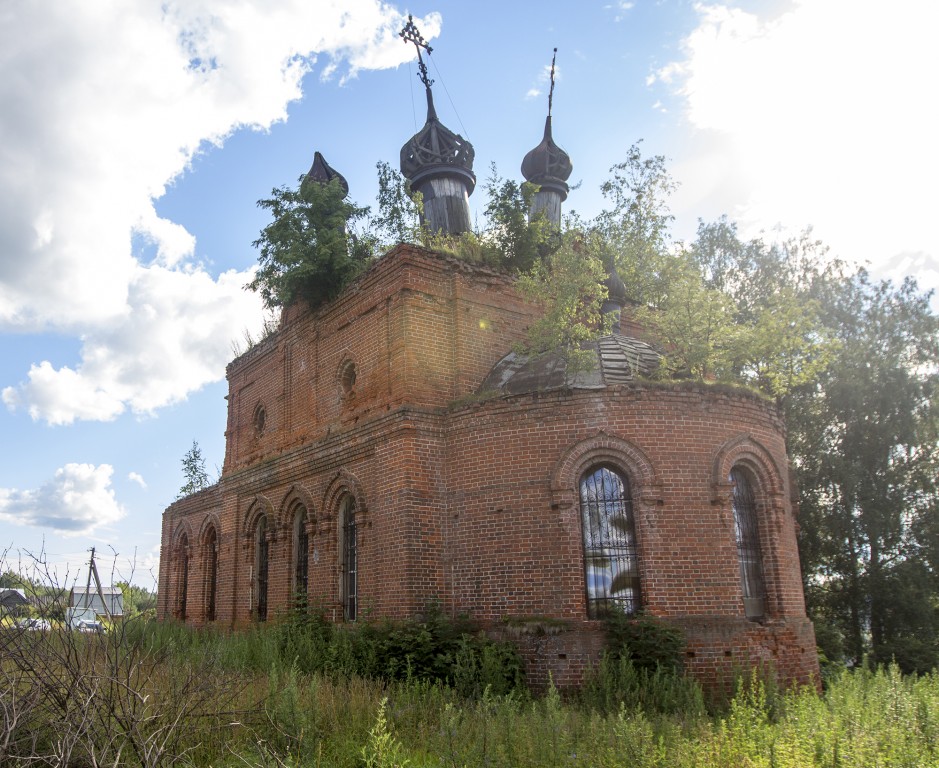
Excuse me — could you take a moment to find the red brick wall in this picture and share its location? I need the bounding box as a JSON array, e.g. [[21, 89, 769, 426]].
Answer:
[[159, 244, 819, 691]]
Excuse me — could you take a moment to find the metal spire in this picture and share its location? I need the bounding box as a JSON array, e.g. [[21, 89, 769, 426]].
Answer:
[[548, 48, 557, 117], [400, 15, 434, 89]]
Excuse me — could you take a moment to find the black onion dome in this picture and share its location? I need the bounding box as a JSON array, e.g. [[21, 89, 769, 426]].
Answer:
[[521, 115, 572, 192], [478, 334, 661, 396], [304, 151, 349, 197], [400, 89, 475, 192]]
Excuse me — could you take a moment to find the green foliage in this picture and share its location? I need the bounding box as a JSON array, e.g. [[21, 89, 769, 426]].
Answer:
[[481, 164, 556, 272], [593, 141, 678, 307], [636, 254, 739, 381], [369, 161, 424, 247], [115, 581, 157, 617], [515, 231, 610, 373], [603, 612, 687, 675], [218, 607, 526, 698], [793, 271, 939, 672], [176, 439, 210, 499], [249, 176, 372, 310], [361, 698, 411, 768], [8, 615, 939, 766]]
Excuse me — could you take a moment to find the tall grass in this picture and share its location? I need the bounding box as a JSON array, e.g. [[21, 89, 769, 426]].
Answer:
[[4, 616, 939, 766]]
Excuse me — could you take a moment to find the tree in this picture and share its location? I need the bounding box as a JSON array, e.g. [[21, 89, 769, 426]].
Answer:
[[792, 273, 939, 671], [592, 141, 678, 307], [367, 161, 423, 248], [515, 231, 609, 373], [480, 164, 554, 273], [248, 177, 372, 311], [177, 440, 210, 499]]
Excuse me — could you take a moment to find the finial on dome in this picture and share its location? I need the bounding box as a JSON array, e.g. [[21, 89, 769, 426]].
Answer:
[[602, 265, 627, 319], [521, 49, 572, 227], [399, 14, 434, 90], [303, 151, 349, 198], [398, 15, 475, 235]]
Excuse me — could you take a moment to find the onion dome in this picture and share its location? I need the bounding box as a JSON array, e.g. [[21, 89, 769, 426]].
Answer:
[[478, 334, 661, 396], [601, 265, 627, 316], [303, 151, 349, 197], [400, 88, 476, 193], [521, 115, 573, 200]]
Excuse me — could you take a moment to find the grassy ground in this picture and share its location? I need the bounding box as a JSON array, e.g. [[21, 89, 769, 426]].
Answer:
[[2, 617, 938, 766]]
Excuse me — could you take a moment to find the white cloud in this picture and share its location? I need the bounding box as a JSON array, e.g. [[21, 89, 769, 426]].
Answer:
[[0, 464, 125, 534], [3, 264, 265, 424], [128, 472, 147, 489], [656, 1, 939, 293], [0, 1, 439, 424]]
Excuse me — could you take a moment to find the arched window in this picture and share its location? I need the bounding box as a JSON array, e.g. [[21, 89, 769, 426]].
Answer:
[[204, 526, 218, 622], [340, 495, 358, 621], [730, 467, 766, 620], [293, 504, 310, 600], [176, 533, 189, 621], [579, 465, 641, 618], [254, 516, 269, 621]]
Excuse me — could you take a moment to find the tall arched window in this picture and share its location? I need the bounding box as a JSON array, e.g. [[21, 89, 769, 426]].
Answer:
[[340, 495, 358, 621], [293, 504, 310, 601], [204, 526, 218, 622], [176, 533, 189, 621], [254, 516, 269, 621], [730, 467, 766, 620], [580, 465, 641, 618]]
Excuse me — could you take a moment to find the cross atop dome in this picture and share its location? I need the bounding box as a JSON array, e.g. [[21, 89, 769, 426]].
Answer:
[[398, 15, 475, 235]]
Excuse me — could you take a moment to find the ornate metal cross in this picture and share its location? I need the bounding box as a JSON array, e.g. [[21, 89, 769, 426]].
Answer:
[[400, 14, 434, 88]]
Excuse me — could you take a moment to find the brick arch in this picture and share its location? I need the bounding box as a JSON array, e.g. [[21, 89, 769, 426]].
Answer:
[[198, 514, 221, 622], [336, 352, 358, 400], [321, 469, 368, 525], [172, 520, 193, 547], [198, 512, 222, 545], [277, 483, 317, 531], [711, 435, 785, 502], [712, 434, 789, 620], [242, 495, 275, 537], [551, 431, 661, 510], [322, 469, 367, 622], [242, 494, 275, 562], [170, 521, 193, 621]]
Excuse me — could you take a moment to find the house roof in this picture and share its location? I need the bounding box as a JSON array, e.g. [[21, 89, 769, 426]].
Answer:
[[0, 588, 29, 608]]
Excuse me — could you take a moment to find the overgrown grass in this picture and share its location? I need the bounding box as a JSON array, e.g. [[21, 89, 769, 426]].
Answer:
[[4, 616, 939, 766]]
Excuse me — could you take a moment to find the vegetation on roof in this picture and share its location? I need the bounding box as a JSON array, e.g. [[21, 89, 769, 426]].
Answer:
[[248, 141, 939, 675]]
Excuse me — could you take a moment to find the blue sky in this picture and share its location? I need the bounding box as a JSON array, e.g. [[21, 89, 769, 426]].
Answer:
[[2, 0, 936, 589]]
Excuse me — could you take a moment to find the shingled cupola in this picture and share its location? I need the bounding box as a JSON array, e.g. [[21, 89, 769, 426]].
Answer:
[[521, 49, 572, 228], [399, 15, 476, 235], [301, 150, 349, 198]]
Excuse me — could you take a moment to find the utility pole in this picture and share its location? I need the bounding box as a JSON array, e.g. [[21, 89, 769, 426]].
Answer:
[[85, 547, 112, 620]]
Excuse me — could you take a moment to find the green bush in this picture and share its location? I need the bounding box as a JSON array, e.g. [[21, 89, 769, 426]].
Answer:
[[603, 612, 686, 673]]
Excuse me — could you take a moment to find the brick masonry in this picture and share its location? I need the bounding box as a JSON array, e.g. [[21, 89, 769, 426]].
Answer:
[[158, 243, 820, 691]]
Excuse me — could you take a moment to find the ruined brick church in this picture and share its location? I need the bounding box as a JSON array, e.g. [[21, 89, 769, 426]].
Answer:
[[158, 38, 819, 689]]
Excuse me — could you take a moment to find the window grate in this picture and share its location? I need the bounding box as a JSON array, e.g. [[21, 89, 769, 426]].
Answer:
[[580, 466, 641, 618], [731, 468, 766, 619]]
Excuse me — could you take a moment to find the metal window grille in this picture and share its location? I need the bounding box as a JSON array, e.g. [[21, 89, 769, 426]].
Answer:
[[295, 509, 309, 597], [256, 517, 269, 621], [342, 498, 358, 622], [580, 466, 641, 618], [205, 528, 218, 622], [177, 535, 189, 621], [730, 467, 766, 619]]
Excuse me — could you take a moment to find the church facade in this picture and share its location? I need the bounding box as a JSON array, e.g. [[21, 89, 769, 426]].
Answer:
[[158, 28, 818, 689], [158, 243, 819, 689]]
